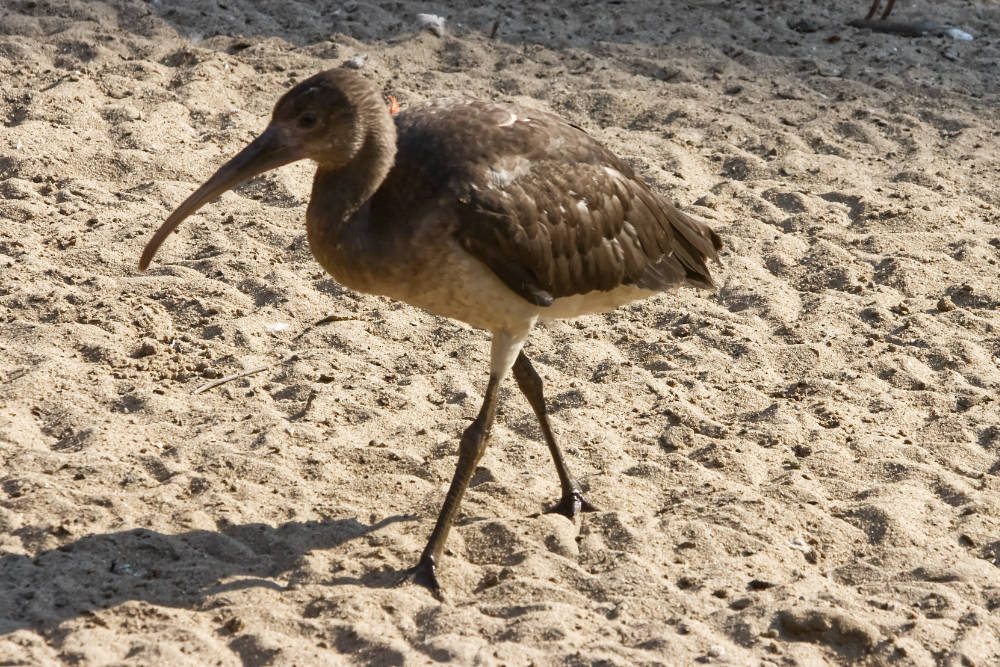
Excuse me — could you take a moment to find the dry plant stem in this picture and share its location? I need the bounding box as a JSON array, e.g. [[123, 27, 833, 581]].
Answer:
[[293, 314, 359, 341], [193, 365, 269, 394], [312, 313, 359, 326]]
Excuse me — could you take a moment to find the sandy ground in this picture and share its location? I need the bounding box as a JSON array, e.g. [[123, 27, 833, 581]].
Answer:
[[2, 0, 999, 664]]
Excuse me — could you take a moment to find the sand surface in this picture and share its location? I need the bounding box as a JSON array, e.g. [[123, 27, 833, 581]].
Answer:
[[2, 0, 1000, 664]]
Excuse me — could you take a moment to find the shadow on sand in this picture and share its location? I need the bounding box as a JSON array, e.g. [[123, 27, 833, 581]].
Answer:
[[0, 514, 414, 635]]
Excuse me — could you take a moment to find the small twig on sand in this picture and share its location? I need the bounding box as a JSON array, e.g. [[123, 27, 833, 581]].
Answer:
[[293, 313, 359, 341], [193, 365, 269, 395], [313, 313, 359, 326], [195, 314, 356, 394]]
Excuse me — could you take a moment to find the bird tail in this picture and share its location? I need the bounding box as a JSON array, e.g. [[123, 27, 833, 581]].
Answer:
[[634, 203, 722, 292], [669, 206, 723, 289]]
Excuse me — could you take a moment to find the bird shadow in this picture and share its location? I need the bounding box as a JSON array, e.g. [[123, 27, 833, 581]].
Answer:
[[0, 514, 414, 636]]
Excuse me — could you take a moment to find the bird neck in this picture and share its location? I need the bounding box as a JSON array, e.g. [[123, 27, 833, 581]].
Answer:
[[306, 109, 397, 251]]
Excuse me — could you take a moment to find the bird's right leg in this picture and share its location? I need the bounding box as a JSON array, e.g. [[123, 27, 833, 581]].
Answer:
[[512, 351, 597, 520], [411, 371, 501, 598], [865, 0, 896, 20], [410, 328, 531, 599]]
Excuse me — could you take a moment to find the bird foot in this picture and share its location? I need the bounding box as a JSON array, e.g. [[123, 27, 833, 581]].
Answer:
[[408, 554, 445, 600], [546, 490, 598, 519]]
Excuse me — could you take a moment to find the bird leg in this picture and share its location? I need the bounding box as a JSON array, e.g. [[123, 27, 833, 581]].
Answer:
[[411, 328, 531, 598], [512, 352, 597, 519], [865, 0, 896, 20], [411, 372, 500, 598]]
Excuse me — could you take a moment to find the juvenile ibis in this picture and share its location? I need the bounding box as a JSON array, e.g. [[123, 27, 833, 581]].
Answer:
[[140, 68, 722, 597]]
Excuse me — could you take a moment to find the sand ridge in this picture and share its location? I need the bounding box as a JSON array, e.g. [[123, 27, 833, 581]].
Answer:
[[1, 0, 999, 664]]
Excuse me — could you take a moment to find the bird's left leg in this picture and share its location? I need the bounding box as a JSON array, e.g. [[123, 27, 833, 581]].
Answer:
[[512, 351, 597, 519], [410, 327, 531, 598], [865, 0, 896, 20]]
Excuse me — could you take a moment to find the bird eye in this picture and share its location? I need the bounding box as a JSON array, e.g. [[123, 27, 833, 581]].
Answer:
[[298, 112, 318, 129]]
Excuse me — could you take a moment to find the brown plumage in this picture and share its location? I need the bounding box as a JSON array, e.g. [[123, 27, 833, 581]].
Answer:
[[140, 68, 722, 598], [388, 98, 720, 304]]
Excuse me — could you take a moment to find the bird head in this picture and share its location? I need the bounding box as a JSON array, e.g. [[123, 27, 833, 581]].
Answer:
[[138, 68, 381, 270]]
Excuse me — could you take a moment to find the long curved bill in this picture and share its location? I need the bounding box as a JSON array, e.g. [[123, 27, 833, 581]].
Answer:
[[139, 126, 301, 270]]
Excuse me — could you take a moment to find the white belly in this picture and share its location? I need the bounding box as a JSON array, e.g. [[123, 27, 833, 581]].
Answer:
[[379, 242, 657, 332], [387, 242, 540, 333], [542, 285, 658, 321]]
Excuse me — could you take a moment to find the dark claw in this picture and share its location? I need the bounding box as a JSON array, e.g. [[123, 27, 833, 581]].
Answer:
[[409, 554, 444, 600], [546, 489, 598, 519]]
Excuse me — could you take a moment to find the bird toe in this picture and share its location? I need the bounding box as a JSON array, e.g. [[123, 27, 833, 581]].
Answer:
[[408, 555, 445, 600], [545, 489, 599, 519]]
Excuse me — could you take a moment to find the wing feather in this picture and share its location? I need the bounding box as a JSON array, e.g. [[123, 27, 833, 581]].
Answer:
[[390, 99, 722, 305]]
